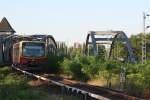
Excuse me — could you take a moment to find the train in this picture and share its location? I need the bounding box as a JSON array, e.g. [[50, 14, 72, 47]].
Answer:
[[0, 17, 58, 67], [12, 41, 48, 69]]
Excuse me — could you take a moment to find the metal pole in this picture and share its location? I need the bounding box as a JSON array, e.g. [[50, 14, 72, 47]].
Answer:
[[142, 12, 144, 64], [142, 12, 146, 64], [91, 32, 97, 56]]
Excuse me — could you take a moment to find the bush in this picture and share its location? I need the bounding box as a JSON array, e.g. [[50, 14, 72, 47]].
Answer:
[[81, 56, 101, 79], [0, 67, 49, 100], [142, 62, 150, 88], [44, 54, 67, 73], [61, 57, 89, 81], [60, 49, 150, 97], [124, 62, 150, 97], [61, 58, 73, 75], [70, 61, 88, 80], [61, 53, 103, 81], [125, 73, 144, 96]]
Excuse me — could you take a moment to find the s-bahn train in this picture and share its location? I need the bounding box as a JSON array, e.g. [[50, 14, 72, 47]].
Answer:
[[12, 41, 47, 68]]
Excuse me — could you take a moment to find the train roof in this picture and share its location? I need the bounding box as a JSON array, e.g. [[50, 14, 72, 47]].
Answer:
[[13, 41, 46, 45], [20, 41, 45, 43]]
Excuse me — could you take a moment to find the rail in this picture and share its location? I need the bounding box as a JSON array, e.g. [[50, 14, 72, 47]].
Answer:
[[11, 65, 110, 100], [11, 65, 142, 100]]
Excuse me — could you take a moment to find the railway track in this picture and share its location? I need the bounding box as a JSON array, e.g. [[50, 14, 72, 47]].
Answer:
[[11, 65, 143, 100]]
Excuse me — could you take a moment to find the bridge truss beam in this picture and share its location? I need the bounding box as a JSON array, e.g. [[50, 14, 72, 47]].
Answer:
[[85, 31, 136, 63]]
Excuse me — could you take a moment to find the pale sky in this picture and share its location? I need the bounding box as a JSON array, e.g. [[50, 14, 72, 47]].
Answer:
[[0, 0, 150, 45]]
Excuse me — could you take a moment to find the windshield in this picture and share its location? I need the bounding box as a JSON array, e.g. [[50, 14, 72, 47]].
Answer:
[[22, 42, 45, 57]]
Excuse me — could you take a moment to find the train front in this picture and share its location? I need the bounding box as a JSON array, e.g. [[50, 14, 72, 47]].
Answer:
[[20, 41, 47, 66]]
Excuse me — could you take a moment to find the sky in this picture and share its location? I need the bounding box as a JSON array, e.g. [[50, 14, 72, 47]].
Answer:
[[0, 0, 150, 45]]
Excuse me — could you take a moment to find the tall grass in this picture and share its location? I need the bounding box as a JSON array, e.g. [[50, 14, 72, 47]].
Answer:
[[0, 67, 49, 100]]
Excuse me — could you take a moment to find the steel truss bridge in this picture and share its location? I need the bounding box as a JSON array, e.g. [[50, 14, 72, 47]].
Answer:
[[85, 31, 136, 63]]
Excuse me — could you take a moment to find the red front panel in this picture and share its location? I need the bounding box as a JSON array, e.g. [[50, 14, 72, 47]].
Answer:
[[20, 56, 47, 65]]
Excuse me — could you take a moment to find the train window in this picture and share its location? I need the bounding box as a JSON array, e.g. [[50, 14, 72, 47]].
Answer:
[[22, 42, 45, 57]]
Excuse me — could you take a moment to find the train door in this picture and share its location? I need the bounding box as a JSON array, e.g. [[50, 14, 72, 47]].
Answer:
[[13, 43, 19, 64]]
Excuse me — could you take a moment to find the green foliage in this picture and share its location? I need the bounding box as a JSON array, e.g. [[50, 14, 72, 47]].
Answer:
[[61, 52, 122, 81], [0, 67, 49, 100], [97, 45, 106, 60], [44, 54, 67, 73], [142, 61, 150, 88], [122, 61, 150, 97], [0, 67, 12, 75], [58, 32, 150, 98], [81, 56, 101, 79], [61, 59, 73, 75], [0, 85, 48, 100], [61, 51, 150, 97], [125, 73, 144, 96], [129, 33, 150, 61], [61, 53, 104, 80], [105, 60, 120, 72], [129, 34, 141, 61], [69, 61, 88, 80]]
